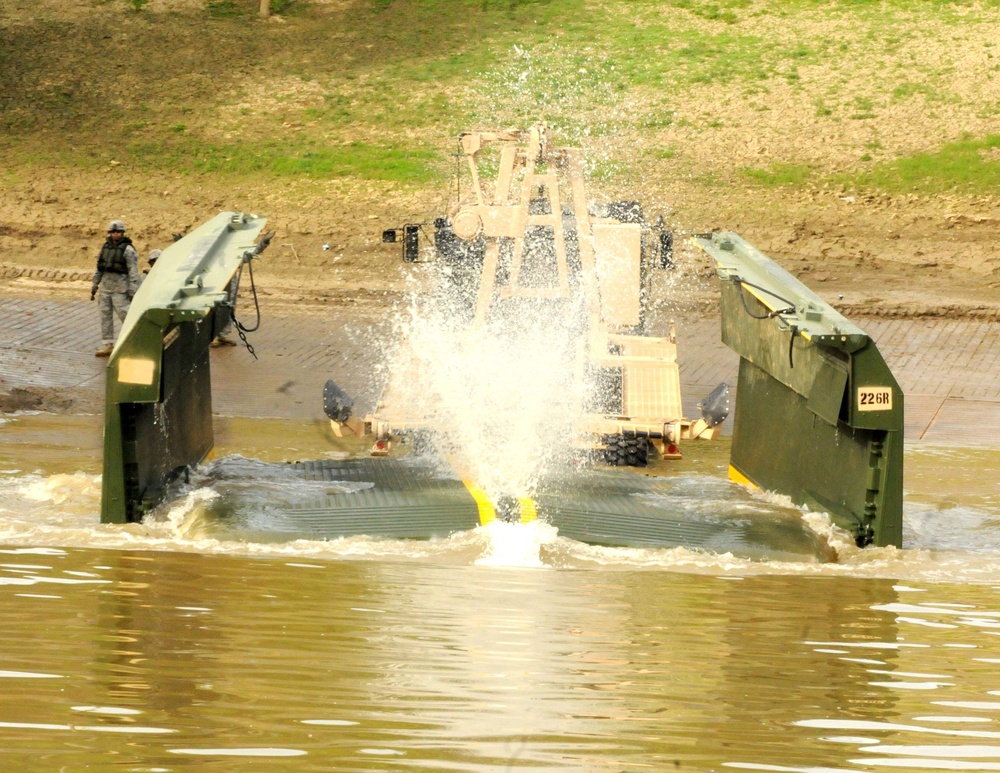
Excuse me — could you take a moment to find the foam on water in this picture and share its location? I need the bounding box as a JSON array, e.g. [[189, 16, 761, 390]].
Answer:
[[4, 460, 1000, 580], [0, 472, 102, 535], [474, 520, 559, 569]]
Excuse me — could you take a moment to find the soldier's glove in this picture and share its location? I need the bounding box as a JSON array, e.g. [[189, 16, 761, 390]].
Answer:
[[90, 287, 97, 301]]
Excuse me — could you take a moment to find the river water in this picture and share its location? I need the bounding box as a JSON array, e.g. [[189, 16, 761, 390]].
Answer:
[[2, 412, 1000, 771]]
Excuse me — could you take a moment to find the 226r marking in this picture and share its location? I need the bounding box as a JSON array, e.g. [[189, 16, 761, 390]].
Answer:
[[857, 386, 892, 411]]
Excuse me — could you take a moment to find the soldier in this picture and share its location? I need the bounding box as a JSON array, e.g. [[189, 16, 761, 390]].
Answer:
[[90, 219, 140, 357], [135, 248, 161, 290]]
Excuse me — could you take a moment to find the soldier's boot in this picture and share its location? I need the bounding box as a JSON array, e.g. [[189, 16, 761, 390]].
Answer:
[[95, 344, 114, 358]]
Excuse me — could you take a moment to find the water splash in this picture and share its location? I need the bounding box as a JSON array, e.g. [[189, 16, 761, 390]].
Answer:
[[466, 42, 709, 319], [474, 521, 559, 568], [19, 473, 102, 507], [384, 282, 588, 502]]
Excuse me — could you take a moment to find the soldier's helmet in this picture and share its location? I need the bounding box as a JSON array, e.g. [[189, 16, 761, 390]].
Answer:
[[107, 219, 126, 233], [147, 249, 162, 266]]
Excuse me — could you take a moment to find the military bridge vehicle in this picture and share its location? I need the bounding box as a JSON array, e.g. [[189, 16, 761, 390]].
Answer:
[[365, 125, 722, 467], [97, 132, 903, 555]]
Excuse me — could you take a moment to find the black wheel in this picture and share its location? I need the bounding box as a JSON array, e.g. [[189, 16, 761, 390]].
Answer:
[[603, 434, 648, 467], [407, 431, 433, 456]]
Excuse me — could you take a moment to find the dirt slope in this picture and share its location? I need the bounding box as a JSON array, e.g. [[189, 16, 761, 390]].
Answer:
[[1, 0, 998, 320]]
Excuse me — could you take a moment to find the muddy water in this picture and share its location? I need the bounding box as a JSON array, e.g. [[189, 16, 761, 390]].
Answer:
[[2, 413, 1000, 771]]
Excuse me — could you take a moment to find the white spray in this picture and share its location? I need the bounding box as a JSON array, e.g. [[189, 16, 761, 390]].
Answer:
[[387, 271, 590, 504]]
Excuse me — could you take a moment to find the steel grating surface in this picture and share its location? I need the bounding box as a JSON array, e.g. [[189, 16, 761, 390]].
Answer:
[[259, 457, 830, 558], [266, 458, 481, 537]]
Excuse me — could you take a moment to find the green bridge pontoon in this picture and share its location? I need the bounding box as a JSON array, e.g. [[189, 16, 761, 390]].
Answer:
[[100, 213, 902, 558], [100, 212, 271, 525], [693, 232, 903, 548]]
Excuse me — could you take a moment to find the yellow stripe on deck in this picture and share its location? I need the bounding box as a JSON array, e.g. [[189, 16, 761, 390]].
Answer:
[[463, 481, 497, 525], [461, 483, 538, 526], [728, 464, 758, 489]]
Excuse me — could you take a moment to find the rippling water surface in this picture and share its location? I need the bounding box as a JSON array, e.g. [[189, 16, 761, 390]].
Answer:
[[2, 412, 1000, 771]]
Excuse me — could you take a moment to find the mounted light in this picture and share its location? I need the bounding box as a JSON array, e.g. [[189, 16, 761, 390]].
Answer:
[[381, 225, 421, 262], [403, 225, 420, 263]]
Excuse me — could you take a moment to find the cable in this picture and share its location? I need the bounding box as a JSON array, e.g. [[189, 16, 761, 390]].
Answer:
[[732, 276, 799, 368], [732, 276, 796, 319], [231, 255, 261, 360], [232, 257, 261, 333]]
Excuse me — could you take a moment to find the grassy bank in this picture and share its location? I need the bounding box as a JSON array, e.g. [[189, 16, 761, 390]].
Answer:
[[2, 0, 999, 199]]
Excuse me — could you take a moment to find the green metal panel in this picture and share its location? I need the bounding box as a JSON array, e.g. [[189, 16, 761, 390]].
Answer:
[[101, 212, 268, 524], [805, 354, 848, 427], [693, 232, 903, 547]]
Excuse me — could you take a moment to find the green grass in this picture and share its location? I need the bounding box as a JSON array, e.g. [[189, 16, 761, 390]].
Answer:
[[741, 163, 813, 187], [845, 134, 1000, 195], [588, 159, 630, 183], [647, 146, 678, 160], [127, 138, 442, 183], [206, 0, 242, 17], [892, 81, 943, 102], [3, 0, 999, 195]]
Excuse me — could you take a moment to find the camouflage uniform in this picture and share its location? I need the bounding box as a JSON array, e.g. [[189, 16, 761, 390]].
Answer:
[[138, 249, 161, 287], [91, 221, 140, 354]]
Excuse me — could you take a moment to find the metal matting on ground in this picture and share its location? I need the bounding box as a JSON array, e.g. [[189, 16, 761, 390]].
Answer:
[[2, 291, 998, 446], [863, 318, 1000, 400], [0, 296, 106, 390], [919, 397, 1000, 446]]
